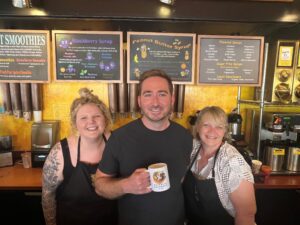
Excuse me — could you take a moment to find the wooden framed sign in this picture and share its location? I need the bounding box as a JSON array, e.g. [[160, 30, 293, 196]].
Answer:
[[52, 30, 123, 82], [127, 32, 196, 84], [198, 35, 264, 86], [0, 29, 50, 83]]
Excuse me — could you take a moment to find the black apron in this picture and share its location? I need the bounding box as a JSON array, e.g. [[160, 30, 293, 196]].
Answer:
[[56, 136, 117, 225], [183, 147, 234, 225]]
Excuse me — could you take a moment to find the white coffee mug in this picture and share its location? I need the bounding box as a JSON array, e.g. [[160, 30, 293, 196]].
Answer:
[[147, 163, 170, 192]]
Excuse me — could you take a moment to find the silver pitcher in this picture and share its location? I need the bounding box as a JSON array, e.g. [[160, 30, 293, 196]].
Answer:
[[286, 147, 300, 172]]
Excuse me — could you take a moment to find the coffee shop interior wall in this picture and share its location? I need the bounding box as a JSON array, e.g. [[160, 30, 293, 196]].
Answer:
[[1, 0, 300, 151], [0, 81, 254, 151]]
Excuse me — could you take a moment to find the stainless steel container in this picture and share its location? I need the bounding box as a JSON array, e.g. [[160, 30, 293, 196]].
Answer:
[[228, 113, 242, 137], [229, 123, 242, 136], [264, 142, 286, 171], [286, 147, 300, 171]]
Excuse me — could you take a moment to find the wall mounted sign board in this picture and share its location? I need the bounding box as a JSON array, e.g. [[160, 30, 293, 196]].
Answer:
[[0, 29, 50, 83], [198, 35, 264, 86], [127, 32, 196, 84], [52, 30, 123, 83]]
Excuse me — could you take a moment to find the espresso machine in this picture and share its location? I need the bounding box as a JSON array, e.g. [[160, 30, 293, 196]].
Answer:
[[245, 110, 300, 173], [31, 121, 60, 167]]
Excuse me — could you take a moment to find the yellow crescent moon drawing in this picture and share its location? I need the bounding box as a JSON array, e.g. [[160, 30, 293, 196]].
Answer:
[[134, 54, 139, 63]]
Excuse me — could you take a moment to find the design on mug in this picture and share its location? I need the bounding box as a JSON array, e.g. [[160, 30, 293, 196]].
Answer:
[[153, 171, 166, 184]]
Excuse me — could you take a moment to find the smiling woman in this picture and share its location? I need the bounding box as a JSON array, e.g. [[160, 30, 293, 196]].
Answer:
[[41, 87, 117, 225], [183, 106, 256, 225], [70, 88, 112, 136]]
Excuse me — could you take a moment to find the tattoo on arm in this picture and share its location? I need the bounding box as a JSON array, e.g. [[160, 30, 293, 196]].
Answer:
[[42, 143, 62, 225]]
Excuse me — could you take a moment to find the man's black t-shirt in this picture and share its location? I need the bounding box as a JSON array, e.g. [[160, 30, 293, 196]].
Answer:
[[99, 119, 193, 225]]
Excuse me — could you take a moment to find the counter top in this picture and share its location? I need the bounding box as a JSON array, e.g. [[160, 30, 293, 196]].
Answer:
[[254, 174, 300, 189], [0, 165, 299, 190], [0, 164, 42, 190]]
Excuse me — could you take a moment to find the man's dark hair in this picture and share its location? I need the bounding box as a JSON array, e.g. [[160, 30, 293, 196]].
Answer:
[[138, 69, 173, 95]]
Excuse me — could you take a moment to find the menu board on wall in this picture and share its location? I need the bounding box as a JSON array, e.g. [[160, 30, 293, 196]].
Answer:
[[0, 29, 50, 83], [128, 32, 196, 84], [198, 35, 264, 86], [52, 31, 123, 82]]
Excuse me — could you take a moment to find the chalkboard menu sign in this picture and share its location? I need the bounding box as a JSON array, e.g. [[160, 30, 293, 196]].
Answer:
[[128, 32, 196, 84], [198, 35, 264, 86], [52, 31, 123, 82], [0, 29, 50, 83]]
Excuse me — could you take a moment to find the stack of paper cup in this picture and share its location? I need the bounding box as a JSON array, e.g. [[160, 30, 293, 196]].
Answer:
[[21, 152, 32, 168], [252, 159, 262, 174], [33, 111, 42, 122]]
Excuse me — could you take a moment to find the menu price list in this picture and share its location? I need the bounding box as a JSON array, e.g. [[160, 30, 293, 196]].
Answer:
[[128, 32, 196, 84], [0, 30, 49, 82], [198, 36, 263, 85], [53, 31, 122, 82]]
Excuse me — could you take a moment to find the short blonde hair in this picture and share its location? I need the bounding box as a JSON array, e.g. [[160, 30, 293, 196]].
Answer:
[[193, 106, 230, 141], [70, 88, 112, 133]]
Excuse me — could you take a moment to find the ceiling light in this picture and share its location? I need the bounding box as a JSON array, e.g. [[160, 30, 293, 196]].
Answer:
[[159, 0, 175, 6], [12, 0, 32, 8]]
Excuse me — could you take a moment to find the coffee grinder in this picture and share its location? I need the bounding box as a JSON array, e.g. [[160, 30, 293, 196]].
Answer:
[[31, 120, 60, 167], [228, 111, 243, 141]]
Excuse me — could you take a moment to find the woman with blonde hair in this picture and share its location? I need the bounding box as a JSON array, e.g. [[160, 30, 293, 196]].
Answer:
[[183, 106, 256, 225], [42, 88, 117, 225]]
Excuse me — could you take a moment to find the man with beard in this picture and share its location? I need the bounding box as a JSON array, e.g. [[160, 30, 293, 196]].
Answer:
[[95, 69, 192, 225]]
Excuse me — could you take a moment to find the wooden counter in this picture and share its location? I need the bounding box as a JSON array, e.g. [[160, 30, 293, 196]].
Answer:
[[0, 164, 42, 190], [0, 164, 299, 190], [254, 174, 300, 189]]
